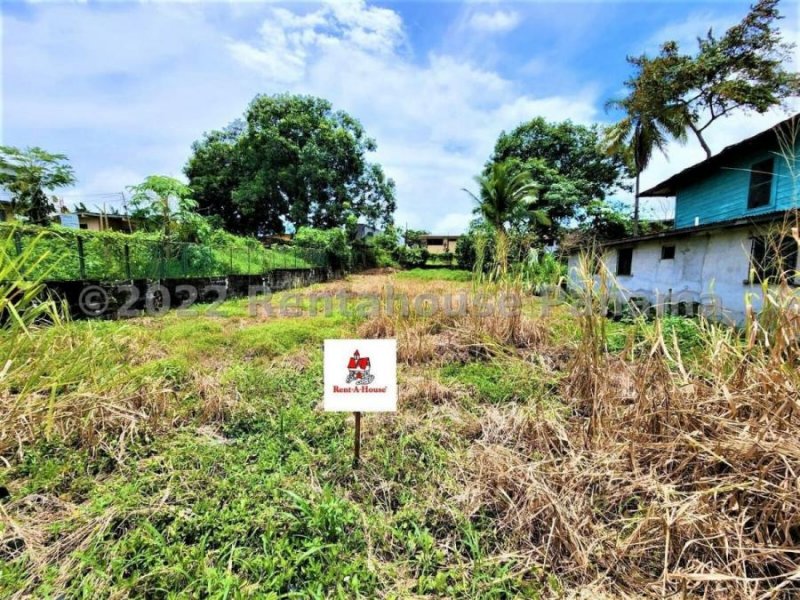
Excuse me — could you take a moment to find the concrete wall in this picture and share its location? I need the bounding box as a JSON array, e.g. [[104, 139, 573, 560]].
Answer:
[[78, 215, 132, 232], [44, 267, 342, 319], [567, 225, 799, 323]]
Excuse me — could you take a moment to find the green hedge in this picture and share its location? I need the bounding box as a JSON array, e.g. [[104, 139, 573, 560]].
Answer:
[[0, 224, 327, 282]]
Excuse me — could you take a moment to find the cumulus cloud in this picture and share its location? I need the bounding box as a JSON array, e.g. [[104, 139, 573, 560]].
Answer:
[[466, 10, 520, 34], [228, 0, 597, 230]]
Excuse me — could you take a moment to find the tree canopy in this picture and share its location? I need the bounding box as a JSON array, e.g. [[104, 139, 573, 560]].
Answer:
[[623, 0, 800, 158], [185, 94, 396, 237], [0, 146, 75, 225], [485, 118, 628, 244], [464, 161, 548, 276]]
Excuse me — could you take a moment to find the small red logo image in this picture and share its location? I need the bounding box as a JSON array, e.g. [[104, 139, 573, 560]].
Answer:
[[346, 350, 375, 384]]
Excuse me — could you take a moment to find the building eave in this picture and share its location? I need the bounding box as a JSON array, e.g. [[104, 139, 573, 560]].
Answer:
[[570, 210, 796, 252], [639, 114, 799, 198]]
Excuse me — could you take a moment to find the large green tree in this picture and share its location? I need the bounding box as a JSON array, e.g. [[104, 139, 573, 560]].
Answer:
[[185, 94, 396, 237], [0, 146, 75, 225], [486, 118, 628, 244], [625, 0, 800, 158]]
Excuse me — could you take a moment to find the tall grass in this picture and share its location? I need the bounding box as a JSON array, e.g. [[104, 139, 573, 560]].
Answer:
[[0, 226, 64, 332], [0, 228, 232, 460], [464, 251, 800, 597]]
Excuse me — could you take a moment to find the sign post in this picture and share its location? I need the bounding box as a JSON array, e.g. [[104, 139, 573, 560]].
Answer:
[[324, 339, 397, 469], [353, 411, 362, 468]]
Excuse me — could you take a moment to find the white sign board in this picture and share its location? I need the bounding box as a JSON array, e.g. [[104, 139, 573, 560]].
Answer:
[[60, 213, 80, 229], [324, 339, 397, 412]]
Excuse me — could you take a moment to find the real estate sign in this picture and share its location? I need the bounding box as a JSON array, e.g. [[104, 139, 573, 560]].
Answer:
[[324, 339, 397, 412]]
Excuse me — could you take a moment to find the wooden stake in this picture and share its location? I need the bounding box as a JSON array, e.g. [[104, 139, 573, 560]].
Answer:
[[353, 411, 362, 468]]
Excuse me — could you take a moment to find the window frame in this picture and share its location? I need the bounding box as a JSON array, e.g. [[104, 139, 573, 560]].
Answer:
[[661, 245, 676, 260], [747, 158, 774, 210], [616, 247, 633, 276]]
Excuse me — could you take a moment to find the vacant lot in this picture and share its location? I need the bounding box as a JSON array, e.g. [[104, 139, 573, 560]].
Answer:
[[1, 269, 799, 598]]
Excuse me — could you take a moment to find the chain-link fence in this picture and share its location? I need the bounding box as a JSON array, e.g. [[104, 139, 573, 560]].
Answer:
[[4, 227, 331, 282]]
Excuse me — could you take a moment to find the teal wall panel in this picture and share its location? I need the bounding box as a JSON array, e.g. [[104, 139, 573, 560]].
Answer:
[[674, 139, 799, 228]]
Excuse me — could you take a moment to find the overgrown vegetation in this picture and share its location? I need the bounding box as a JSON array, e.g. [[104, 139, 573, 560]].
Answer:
[[0, 223, 323, 281], [3, 250, 799, 597]]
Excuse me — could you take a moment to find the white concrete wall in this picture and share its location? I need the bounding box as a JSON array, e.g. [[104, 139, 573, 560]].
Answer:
[[567, 226, 798, 323]]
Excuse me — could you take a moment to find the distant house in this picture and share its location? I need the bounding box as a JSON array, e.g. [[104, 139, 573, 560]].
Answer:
[[568, 115, 799, 322], [60, 211, 133, 232], [420, 234, 460, 255]]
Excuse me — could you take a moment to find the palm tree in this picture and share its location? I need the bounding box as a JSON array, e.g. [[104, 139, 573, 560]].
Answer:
[[604, 96, 687, 235], [463, 161, 547, 277]]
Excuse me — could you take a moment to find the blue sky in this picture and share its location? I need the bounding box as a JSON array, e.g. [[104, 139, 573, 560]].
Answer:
[[2, 0, 798, 232]]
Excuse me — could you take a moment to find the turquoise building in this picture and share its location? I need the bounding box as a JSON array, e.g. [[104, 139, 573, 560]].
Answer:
[[569, 115, 799, 322]]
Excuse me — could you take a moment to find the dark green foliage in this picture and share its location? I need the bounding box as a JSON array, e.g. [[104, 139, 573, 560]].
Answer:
[[395, 245, 428, 268], [487, 119, 628, 244], [185, 94, 396, 236], [620, 0, 800, 158], [0, 146, 76, 226], [294, 226, 352, 270]]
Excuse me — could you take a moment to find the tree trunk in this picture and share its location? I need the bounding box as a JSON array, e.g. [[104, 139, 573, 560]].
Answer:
[[688, 120, 712, 158], [633, 170, 640, 237]]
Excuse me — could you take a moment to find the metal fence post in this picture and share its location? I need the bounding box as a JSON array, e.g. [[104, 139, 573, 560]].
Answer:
[[77, 236, 86, 280]]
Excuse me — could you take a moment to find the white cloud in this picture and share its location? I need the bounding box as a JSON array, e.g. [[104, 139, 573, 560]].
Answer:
[[466, 10, 520, 34], [433, 212, 475, 235], [228, 0, 598, 231], [2, 0, 593, 232]]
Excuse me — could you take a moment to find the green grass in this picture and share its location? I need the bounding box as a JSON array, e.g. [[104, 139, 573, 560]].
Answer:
[[0, 287, 546, 598], [441, 358, 560, 407], [396, 268, 472, 282]]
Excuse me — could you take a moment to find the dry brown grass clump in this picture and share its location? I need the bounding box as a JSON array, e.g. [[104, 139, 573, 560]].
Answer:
[[461, 265, 800, 598], [354, 280, 551, 367]]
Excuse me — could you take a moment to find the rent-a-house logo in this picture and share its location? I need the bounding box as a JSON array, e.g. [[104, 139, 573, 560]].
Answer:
[[324, 339, 397, 412], [342, 349, 377, 387]]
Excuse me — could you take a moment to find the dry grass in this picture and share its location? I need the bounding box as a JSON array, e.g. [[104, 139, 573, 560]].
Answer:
[[458, 258, 800, 598], [353, 277, 550, 366]]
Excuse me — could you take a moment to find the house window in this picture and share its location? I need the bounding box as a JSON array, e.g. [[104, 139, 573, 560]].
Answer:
[[426, 238, 442, 246], [747, 158, 774, 209], [749, 236, 798, 283], [661, 245, 676, 260], [616, 247, 633, 276], [79, 223, 88, 230]]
